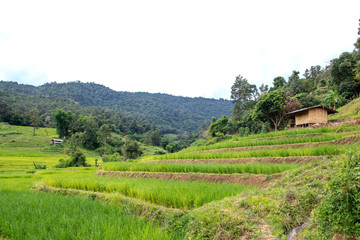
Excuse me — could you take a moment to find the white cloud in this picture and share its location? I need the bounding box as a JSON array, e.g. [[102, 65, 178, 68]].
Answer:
[[0, 0, 359, 99]]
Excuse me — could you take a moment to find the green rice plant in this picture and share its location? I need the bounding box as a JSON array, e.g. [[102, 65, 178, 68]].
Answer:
[[103, 162, 298, 175], [185, 134, 342, 152], [43, 174, 256, 209], [0, 191, 179, 240], [141, 145, 356, 161], [184, 126, 360, 154]]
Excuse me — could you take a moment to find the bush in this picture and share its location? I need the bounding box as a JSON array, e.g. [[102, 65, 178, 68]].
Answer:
[[55, 152, 89, 168], [313, 151, 360, 238]]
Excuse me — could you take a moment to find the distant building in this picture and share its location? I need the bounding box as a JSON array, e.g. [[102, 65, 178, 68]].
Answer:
[[286, 105, 338, 127], [52, 139, 63, 146]]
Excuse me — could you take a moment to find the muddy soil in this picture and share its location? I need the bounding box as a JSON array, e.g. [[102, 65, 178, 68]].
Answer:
[[146, 156, 322, 164], [97, 171, 282, 187]]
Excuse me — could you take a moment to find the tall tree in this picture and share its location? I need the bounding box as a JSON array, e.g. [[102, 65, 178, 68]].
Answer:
[[0, 100, 12, 123], [54, 109, 74, 138], [29, 108, 40, 135], [259, 84, 269, 95], [254, 90, 298, 131], [208, 115, 229, 137], [272, 76, 286, 90], [323, 90, 344, 110], [331, 52, 360, 98], [231, 75, 257, 121], [122, 136, 142, 160], [98, 124, 111, 161]]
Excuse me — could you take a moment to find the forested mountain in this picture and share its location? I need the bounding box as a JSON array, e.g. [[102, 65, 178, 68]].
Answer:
[[0, 81, 233, 133]]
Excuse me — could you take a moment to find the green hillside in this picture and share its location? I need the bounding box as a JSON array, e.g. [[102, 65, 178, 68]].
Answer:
[[1, 119, 360, 239], [329, 96, 360, 121], [0, 81, 233, 133]]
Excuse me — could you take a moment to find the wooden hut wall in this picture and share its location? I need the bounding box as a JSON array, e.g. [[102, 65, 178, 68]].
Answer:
[[308, 108, 328, 124], [295, 111, 309, 125]]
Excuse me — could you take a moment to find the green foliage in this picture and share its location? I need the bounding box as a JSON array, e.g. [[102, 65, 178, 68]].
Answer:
[[33, 162, 46, 169], [0, 81, 232, 133], [272, 76, 286, 90], [312, 151, 360, 238], [322, 89, 346, 110], [145, 129, 162, 147], [122, 137, 142, 160], [208, 115, 229, 137], [254, 89, 288, 131], [53, 108, 74, 138], [55, 152, 89, 168], [331, 52, 360, 98], [295, 93, 321, 108]]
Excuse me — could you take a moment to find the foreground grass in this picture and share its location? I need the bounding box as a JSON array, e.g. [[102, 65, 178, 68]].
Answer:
[[103, 162, 298, 175], [43, 174, 256, 209], [0, 191, 179, 240]]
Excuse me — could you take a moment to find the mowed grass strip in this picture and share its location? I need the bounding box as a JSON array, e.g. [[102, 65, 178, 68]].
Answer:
[[142, 145, 355, 161], [0, 191, 179, 240], [103, 162, 298, 175], [43, 175, 256, 209]]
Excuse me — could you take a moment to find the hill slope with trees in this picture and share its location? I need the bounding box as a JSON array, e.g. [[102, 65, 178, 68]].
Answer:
[[0, 81, 233, 133]]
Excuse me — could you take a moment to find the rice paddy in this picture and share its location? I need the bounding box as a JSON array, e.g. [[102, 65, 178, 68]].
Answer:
[[103, 162, 298, 174], [0, 190, 179, 240], [1, 121, 360, 239], [141, 144, 356, 161], [43, 174, 256, 209]]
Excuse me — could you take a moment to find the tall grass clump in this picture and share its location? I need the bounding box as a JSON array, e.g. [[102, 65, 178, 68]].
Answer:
[[43, 175, 256, 209], [103, 162, 298, 175], [0, 191, 179, 240]]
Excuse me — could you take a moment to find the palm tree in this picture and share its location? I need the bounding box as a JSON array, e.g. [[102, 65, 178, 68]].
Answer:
[[324, 90, 342, 110]]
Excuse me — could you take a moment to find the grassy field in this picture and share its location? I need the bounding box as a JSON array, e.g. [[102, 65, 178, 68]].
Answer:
[[328, 97, 360, 121], [0, 124, 100, 172]]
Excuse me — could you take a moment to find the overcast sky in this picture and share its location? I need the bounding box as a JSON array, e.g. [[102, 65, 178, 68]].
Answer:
[[0, 1, 359, 99]]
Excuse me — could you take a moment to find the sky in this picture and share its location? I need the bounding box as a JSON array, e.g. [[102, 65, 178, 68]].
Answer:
[[0, 1, 359, 100]]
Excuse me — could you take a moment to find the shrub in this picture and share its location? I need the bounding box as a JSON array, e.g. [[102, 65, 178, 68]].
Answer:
[[55, 152, 89, 168], [313, 151, 360, 238]]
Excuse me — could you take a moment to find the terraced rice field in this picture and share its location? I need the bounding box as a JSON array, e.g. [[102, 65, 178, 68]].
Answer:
[[2, 123, 360, 239], [95, 123, 360, 198]]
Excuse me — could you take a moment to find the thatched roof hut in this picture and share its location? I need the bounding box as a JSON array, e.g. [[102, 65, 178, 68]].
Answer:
[[52, 139, 63, 146], [286, 105, 337, 127]]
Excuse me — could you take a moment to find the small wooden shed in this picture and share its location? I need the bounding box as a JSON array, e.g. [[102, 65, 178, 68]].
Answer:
[[52, 139, 63, 146], [286, 105, 338, 127]]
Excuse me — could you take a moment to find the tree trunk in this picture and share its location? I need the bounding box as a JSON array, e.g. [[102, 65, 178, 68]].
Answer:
[[104, 139, 106, 161]]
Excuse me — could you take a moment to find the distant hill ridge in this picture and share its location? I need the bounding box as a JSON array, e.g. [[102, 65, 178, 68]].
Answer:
[[0, 81, 233, 133]]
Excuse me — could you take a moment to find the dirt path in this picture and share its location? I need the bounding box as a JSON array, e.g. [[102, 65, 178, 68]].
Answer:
[[145, 156, 322, 164], [97, 171, 282, 188]]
